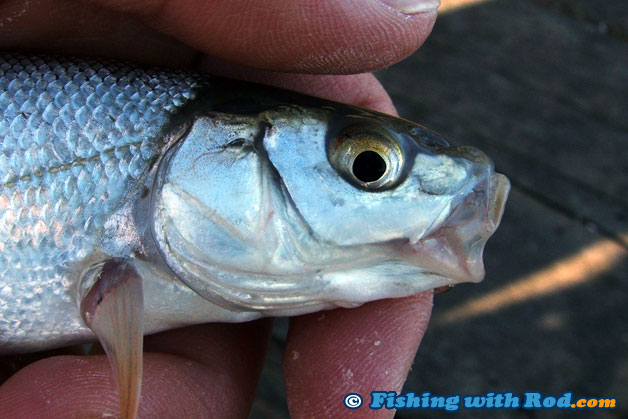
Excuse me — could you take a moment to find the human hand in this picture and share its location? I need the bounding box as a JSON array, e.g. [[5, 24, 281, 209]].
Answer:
[[0, 0, 437, 417]]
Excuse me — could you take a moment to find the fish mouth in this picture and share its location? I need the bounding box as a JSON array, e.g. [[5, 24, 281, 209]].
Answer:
[[399, 172, 510, 284]]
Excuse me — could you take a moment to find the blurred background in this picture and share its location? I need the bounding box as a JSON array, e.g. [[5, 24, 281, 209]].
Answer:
[[252, 0, 628, 417]]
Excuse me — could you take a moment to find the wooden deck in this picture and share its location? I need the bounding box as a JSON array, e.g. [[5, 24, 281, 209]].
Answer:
[[251, 0, 628, 417]]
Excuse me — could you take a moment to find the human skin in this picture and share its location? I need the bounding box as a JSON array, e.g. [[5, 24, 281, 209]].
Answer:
[[0, 0, 438, 417]]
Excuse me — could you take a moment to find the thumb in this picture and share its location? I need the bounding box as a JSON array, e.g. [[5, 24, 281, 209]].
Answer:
[[89, 0, 439, 73]]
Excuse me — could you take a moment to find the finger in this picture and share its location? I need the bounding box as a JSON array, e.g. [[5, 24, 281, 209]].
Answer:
[[0, 0, 198, 67], [0, 320, 273, 417], [0, 354, 231, 417], [283, 292, 433, 418], [199, 57, 397, 115], [0, 345, 87, 385], [143, 319, 274, 408], [87, 0, 438, 73]]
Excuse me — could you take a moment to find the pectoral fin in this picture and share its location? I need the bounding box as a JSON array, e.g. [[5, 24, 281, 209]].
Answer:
[[80, 259, 144, 419]]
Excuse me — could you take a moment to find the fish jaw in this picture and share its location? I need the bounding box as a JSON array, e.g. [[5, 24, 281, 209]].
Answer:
[[307, 172, 510, 306], [399, 172, 510, 284]]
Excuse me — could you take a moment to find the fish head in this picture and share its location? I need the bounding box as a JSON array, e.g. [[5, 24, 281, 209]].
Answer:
[[150, 102, 509, 316]]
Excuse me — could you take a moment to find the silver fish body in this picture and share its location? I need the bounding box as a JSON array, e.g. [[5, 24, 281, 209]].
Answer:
[[0, 53, 510, 353]]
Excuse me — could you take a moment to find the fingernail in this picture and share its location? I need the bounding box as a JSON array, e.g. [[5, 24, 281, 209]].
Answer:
[[380, 0, 440, 14]]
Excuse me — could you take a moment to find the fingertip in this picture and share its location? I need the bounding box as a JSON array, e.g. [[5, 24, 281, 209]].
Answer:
[[197, 57, 398, 114], [283, 292, 433, 418], [0, 355, 119, 417], [0, 353, 253, 418], [0, 320, 273, 418], [143, 319, 274, 397]]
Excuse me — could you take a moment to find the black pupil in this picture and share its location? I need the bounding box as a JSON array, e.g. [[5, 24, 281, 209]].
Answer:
[[352, 151, 386, 183]]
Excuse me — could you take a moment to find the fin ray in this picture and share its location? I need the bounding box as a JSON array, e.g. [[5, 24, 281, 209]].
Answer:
[[81, 259, 144, 419]]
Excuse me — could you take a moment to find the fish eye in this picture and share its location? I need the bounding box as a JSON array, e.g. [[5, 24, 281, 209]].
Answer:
[[352, 150, 386, 182], [328, 126, 404, 190]]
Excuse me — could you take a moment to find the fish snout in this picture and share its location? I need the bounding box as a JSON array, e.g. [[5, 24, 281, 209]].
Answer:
[[400, 171, 510, 285]]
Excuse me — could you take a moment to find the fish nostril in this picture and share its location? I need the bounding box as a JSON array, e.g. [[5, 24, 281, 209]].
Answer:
[[352, 151, 387, 183]]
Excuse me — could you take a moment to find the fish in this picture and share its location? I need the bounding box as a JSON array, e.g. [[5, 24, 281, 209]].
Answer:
[[0, 53, 509, 417]]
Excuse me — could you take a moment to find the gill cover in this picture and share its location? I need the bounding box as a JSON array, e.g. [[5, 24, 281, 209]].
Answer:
[[150, 115, 330, 312]]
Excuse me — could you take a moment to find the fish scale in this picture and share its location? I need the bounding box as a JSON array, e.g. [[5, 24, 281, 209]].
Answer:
[[0, 53, 203, 350]]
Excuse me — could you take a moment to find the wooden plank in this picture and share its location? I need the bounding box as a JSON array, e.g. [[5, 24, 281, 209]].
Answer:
[[532, 0, 628, 39], [377, 0, 628, 241], [250, 329, 289, 419]]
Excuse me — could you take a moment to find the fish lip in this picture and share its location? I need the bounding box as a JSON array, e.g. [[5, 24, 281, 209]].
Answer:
[[400, 172, 510, 284], [487, 173, 510, 230]]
